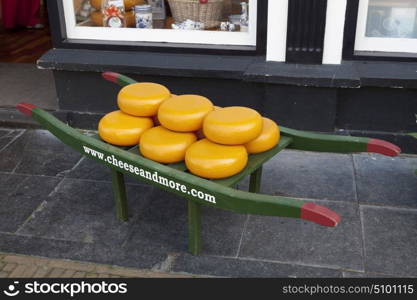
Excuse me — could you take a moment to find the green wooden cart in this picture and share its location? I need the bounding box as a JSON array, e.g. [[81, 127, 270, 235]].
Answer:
[[16, 72, 401, 255]]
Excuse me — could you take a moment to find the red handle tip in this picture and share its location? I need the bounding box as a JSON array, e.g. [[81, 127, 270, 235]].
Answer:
[[16, 103, 37, 116], [301, 202, 341, 227], [102, 72, 119, 84], [367, 139, 401, 157]]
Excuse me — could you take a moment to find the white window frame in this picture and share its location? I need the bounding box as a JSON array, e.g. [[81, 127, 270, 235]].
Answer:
[[355, 0, 417, 53], [63, 0, 257, 46]]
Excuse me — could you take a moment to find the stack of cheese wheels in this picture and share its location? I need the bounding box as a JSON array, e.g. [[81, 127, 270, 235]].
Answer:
[[140, 95, 213, 163], [90, 0, 144, 27], [185, 106, 281, 179], [98, 82, 172, 146], [98, 80, 280, 180]]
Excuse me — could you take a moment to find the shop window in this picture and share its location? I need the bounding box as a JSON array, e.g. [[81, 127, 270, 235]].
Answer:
[[354, 0, 417, 54], [67, 0, 257, 46]]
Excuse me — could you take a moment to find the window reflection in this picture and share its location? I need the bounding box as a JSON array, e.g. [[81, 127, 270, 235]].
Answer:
[[365, 0, 417, 38], [73, 0, 251, 32]]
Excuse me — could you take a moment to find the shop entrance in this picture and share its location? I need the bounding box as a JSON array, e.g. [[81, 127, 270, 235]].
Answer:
[[0, 0, 51, 63]]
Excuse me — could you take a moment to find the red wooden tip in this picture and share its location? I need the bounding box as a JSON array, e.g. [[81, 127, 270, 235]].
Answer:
[[301, 202, 341, 227], [16, 103, 37, 116], [367, 138, 401, 157], [102, 72, 119, 83]]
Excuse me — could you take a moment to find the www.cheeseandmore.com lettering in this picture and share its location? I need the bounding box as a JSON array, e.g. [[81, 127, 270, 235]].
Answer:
[[82, 145, 216, 204]]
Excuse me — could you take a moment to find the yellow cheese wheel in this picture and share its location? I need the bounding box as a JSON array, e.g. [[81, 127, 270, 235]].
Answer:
[[90, 0, 145, 11], [90, 10, 136, 27], [203, 106, 263, 145], [195, 106, 222, 139], [140, 126, 197, 163], [185, 139, 248, 179], [98, 110, 153, 146], [245, 118, 280, 154], [118, 83, 171, 117], [158, 95, 214, 132]]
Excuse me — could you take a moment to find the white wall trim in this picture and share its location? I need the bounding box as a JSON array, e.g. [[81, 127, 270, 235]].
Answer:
[[266, 0, 288, 62], [322, 0, 347, 64]]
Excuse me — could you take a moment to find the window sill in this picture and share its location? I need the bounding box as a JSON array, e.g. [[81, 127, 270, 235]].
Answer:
[[38, 49, 417, 89]]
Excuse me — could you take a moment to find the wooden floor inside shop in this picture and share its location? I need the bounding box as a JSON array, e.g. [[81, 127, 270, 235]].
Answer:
[[0, 4, 51, 64]]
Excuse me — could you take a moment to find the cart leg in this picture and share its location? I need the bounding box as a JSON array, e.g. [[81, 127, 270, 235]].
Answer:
[[188, 199, 201, 255], [111, 170, 128, 222], [249, 166, 263, 193]]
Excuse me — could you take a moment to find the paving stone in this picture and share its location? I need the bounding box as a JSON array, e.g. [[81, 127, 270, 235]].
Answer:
[[73, 271, 86, 278], [8, 265, 28, 277], [0, 129, 24, 151], [19, 265, 38, 277], [0, 174, 61, 232], [0, 271, 9, 277], [65, 156, 148, 186], [173, 254, 343, 278], [33, 267, 50, 278], [239, 200, 364, 271], [239, 150, 356, 202], [0, 129, 10, 139], [18, 178, 153, 245], [342, 271, 407, 278], [354, 154, 417, 208], [0, 233, 90, 262], [361, 205, 417, 277], [0, 173, 28, 195], [0, 130, 81, 176], [0, 226, 168, 271], [48, 268, 65, 278], [3, 255, 50, 266], [2, 263, 17, 272], [48, 260, 96, 273], [123, 189, 247, 256]]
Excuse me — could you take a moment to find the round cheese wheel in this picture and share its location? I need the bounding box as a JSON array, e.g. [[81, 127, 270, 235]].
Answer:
[[140, 126, 197, 163], [245, 118, 280, 154], [90, 0, 145, 11], [91, 10, 136, 27], [98, 110, 153, 146], [203, 106, 263, 145], [195, 106, 222, 139], [158, 95, 214, 132], [118, 83, 171, 117], [185, 139, 248, 179]]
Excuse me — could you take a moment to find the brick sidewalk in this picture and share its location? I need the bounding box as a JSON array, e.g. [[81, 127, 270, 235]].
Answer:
[[0, 253, 198, 278]]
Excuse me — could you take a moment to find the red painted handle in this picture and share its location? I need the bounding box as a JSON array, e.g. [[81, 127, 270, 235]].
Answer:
[[367, 139, 401, 157], [102, 72, 120, 84], [16, 103, 37, 116], [301, 202, 341, 227]]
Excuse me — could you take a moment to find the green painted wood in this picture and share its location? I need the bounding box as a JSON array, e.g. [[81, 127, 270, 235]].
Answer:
[[249, 166, 263, 193], [29, 107, 307, 220], [213, 136, 292, 187], [111, 170, 128, 221], [280, 126, 371, 153], [188, 199, 201, 255], [167, 161, 188, 171], [102, 72, 137, 87]]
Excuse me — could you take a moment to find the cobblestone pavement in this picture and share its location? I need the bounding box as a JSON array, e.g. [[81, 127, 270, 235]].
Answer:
[[0, 253, 199, 278]]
